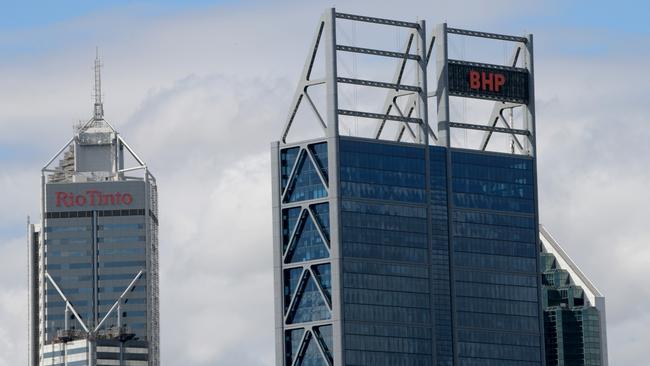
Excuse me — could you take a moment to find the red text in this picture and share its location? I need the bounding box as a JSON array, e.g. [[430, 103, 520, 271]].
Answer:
[[55, 190, 134, 208], [469, 70, 506, 92]]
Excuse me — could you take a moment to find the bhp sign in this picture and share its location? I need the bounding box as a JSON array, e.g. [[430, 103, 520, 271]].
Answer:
[[469, 70, 506, 92], [55, 190, 134, 208], [448, 60, 529, 104]]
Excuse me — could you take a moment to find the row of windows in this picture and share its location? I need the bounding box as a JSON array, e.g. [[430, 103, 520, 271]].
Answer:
[[45, 209, 146, 219], [455, 270, 537, 287], [340, 140, 425, 160], [343, 260, 429, 279], [46, 223, 144, 233], [344, 349, 431, 366], [49, 273, 146, 284], [451, 151, 533, 170], [97, 235, 146, 244], [342, 212, 427, 234], [343, 242, 428, 263], [342, 227, 427, 248], [458, 328, 540, 347], [47, 297, 146, 309], [341, 166, 425, 188], [453, 177, 533, 199], [455, 252, 537, 273], [453, 192, 534, 213], [344, 303, 431, 324], [344, 321, 432, 339], [455, 281, 538, 302], [457, 311, 539, 332], [344, 288, 430, 309], [455, 238, 536, 258], [454, 210, 535, 229], [344, 273, 430, 294], [341, 200, 427, 218], [457, 296, 540, 317], [47, 286, 145, 296], [454, 222, 536, 243], [458, 341, 540, 362], [452, 164, 533, 185], [341, 181, 426, 203], [46, 260, 146, 270], [345, 333, 432, 354]]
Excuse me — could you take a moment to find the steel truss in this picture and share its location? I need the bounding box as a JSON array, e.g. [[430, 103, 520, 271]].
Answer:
[[280, 8, 536, 157]]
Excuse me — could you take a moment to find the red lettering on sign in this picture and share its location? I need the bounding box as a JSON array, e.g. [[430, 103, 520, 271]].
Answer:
[[56, 192, 68, 207], [75, 195, 87, 206], [53, 190, 135, 208], [469, 70, 507, 92], [482, 72, 494, 91], [494, 74, 506, 91], [469, 70, 481, 89]]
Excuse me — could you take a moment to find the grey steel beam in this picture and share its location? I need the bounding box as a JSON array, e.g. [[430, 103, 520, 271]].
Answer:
[[447, 122, 530, 135], [336, 45, 420, 60], [335, 12, 419, 29], [337, 77, 420, 92], [338, 109, 422, 124], [324, 8, 343, 366], [281, 19, 326, 143], [392, 101, 418, 142], [479, 46, 522, 151], [448, 58, 527, 73], [416, 19, 429, 144], [447, 27, 528, 43], [435, 23, 451, 147], [373, 31, 416, 139]]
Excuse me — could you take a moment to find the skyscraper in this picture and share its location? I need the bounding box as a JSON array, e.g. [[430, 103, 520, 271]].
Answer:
[[540, 227, 608, 365], [271, 9, 607, 366], [28, 54, 159, 366]]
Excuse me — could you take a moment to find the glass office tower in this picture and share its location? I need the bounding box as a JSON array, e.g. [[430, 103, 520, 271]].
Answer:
[[540, 228, 608, 366], [28, 56, 159, 366], [273, 138, 541, 365], [272, 8, 607, 366]]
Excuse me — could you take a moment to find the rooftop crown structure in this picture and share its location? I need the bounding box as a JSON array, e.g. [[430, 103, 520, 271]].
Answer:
[[271, 8, 607, 366], [28, 52, 159, 366]]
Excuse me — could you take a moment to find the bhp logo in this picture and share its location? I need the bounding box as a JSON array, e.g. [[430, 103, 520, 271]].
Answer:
[[55, 190, 134, 208], [469, 70, 506, 92]]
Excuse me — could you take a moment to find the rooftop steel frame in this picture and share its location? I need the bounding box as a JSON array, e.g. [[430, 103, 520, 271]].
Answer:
[[280, 8, 536, 157]]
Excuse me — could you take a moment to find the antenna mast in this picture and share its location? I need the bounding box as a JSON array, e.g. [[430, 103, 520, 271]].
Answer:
[[93, 48, 104, 121]]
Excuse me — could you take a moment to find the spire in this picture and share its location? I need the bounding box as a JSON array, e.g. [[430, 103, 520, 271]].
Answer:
[[93, 47, 104, 120]]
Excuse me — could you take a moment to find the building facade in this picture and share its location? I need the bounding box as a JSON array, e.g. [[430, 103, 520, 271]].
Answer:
[[540, 227, 608, 366], [28, 56, 159, 366], [272, 9, 607, 366]]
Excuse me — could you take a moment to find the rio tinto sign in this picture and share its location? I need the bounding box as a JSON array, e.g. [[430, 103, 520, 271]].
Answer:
[[448, 60, 529, 104], [55, 190, 134, 208]]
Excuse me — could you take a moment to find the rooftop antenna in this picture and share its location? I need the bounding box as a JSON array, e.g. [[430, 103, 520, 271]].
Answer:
[[93, 47, 104, 121]]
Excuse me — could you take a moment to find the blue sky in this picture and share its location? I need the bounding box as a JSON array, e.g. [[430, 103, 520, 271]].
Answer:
[[0, 1, 648, 365], [0, 0, 233, 30], [2, 0, 649, 33]]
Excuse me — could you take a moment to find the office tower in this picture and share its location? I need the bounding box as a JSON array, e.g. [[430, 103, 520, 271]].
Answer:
[[28, 54, 159, 366], [540, 227, 608, 365], [271, 9, 607, 366]]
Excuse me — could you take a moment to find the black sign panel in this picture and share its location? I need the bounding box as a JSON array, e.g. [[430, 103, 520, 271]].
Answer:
[[448, 60, 529, 104]]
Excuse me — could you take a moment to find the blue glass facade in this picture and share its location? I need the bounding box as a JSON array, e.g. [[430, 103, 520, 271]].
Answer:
[[451, 150, 541, 366], [275, 138, 543, 366], [279, 142, 334, 366]]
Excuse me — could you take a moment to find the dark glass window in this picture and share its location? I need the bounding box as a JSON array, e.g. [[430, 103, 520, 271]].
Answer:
[[286, 214, 329, 263], [285, 151, 328, 203]]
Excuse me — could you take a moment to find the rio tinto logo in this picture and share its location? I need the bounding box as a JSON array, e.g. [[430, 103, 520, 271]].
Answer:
[[55, 190, 134, 208]]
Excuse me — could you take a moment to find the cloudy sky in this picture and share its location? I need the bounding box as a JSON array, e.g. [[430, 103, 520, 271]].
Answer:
[[0, 0, 648, 364]]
